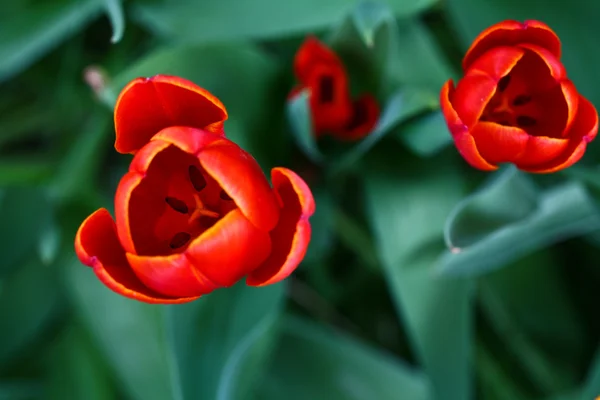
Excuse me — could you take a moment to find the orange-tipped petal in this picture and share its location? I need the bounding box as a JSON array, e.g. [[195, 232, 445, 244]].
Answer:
[[114, 75, 228, 154], [150, 126, 228, 156], [74, 209, 197, 304], [559, 80, 579, 136], [440, 81, 498, 171], [334, 94, 380, 141], [127, 252, 218, 297], [114, 171, 142, 255], [463, 20, 561, 71], [470, 122, 530, 164], [198, 142, 280, 232], [294, 36, 342, 83], [186, 209, 272, 287], [247, 168, 315, 286]]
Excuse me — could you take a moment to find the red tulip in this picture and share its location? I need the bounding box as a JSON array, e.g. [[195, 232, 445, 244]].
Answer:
[[75, 75, 315, 304], [290, 36, 380, 141], [441, 20, 598, 173]]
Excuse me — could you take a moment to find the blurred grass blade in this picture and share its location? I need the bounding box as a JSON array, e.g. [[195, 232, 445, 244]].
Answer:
[[0, 0, 101, 82], [437, 182, 600, 277], [102, 0, 125, 43], [67, 257, 178, 400], [256, 315, 432, 400], [444, 166, 539, 250], [133, 0, 438, 43], [286, 91, 324, 164], [167, 283, 285, 400], [396, 111, 452, 157], [363, 150, 473, 400]]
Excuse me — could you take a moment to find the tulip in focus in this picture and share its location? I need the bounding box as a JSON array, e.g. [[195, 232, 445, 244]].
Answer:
[[441, 20, 598, 173], [290, 36, 380, 141], [75, 75, 315, 304]]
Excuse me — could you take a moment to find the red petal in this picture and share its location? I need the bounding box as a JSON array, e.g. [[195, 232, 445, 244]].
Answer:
[[247, 168, 315, 286], [114, 171, 141, 255], [186, 209, 272, 287], [470, 121, 529, 164], [294, 36, 342, 83], [74, 209, 197, 304], [198, 142, 280, 232], [333, 94, 380, 141], [440, 81, 497, 171], [127, 252, 218, 297], [517, 44, 566, 81], [515, 136, 569, 166], [463, 20, 561, 71], [306, 63, 352, 134], [559, 80, 579, 136], [114, 75, 228, 154], [150, 126, 228, 156]]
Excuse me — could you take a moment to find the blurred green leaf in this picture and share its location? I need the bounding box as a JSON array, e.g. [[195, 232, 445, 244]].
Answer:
[[287, 92, 324, 164], [445, 167, 539, 250], [102, 0, 125, 43], [0, 187, 53, 276], [437, 182, 600, 277], [46, 324, 116, 400], [476, 344, 529, 400], [582, 346, 600, 400], [167, 283, 285, 400], [257, 314, 432, 400], [0, 258, 62, 367], [0, 0, 101, 82], [331, 206, 379, 270], [0, 381, 42, 400], [67, 258, 177, 400], [396, 111, 452, 156], [133, 0, 439, 43], [303, 186, 335, 264], [363, 150, 473, 400], [350, 0, 394, 47], [0, 159, 54, 185], [445, 0, 600, 107]]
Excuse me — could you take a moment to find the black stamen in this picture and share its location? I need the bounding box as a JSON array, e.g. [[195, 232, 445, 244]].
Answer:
[[170, 232, 191, 249], [165, 197, 188, 214], [220, 190, 232, 201], [512, 95, 532, 106], [497, 75, 511, 92], [319, 76, 334, 103], [189, 165, 207, 191], [517, 115, 537, 127]]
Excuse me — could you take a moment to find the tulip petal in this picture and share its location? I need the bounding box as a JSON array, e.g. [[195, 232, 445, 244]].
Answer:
[[198, 142, 280, 232], [186, 209, 272, 287], [516, 136, 569, 166], [467, 46, 525, 80], [470, 121, 529, 164], [114, 75, 228, 154], [75, 209, 197, 304], [115, 171, 142, 255], [517, 44, 566, 81], [294, 36, 342, 83], [150, 126, 228, 156], [333, 94, 380, 141], [247, 168, 315, 286], [463, 20, 561, 71], [126, 252, 218, 297], [306, 63, 352, 134], [440, 81, 498, 171]]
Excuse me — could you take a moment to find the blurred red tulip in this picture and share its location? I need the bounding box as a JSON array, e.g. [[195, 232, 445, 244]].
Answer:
[[290, 36, 379, 141], [75, 75, 315, 304], [441, 20, 598, 173]]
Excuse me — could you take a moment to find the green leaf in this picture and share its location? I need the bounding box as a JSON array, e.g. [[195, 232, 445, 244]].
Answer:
[[0, 381, 43, 400], [133, 0, 439, 43], [303, 186, 335, 264], [0, 258, 62, 367], [396, 111, 452, 157], [102, 0, 125, 43], [582, 346, 600, 400], [66, 257, 177, 400], [167, 283, 285, 400], [0, 159, 54, 185], [0, 187, 53, 277], [257, 315, 432, 400], [437, 182, 600, 277], [0, 0, 101, 82], [286, 91, 325, 164], [363, 150, 473, 400], [445, 0, 600, 107], [331, 206, 379, 270], [444, 167, 539, 250]]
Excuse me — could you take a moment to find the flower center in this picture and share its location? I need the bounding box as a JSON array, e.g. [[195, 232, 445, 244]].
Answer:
[[480, 74, 538, 129]]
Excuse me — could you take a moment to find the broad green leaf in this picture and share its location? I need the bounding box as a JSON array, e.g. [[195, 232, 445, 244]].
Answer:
[[102, 0, 125, 43], [445, 167, 539, 250], [0, 381, 42, 400], [66, 257, 177, 400], [582, 346, 600, 400], [0, 258, 62, 366], [286, 92, 325, 164], [437, 182, 600, 277], [0, 187, 53, 277], [133, 0, 439, 43], [257, 315, 432, 400], [167, 283, 285, 400], [396, 111, 452, 157], [303, 186, 335, 264], [445, 0, 600, 107], [331, 206, 379, 270], [330, 87, 437, 173], [0, 0, 101, 82], [0, 159, 54, 185], [363, 150, 473, 400], [103, 43, 282, 166], [476, 344, 529, 400], [46, 325, 116, 400]]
